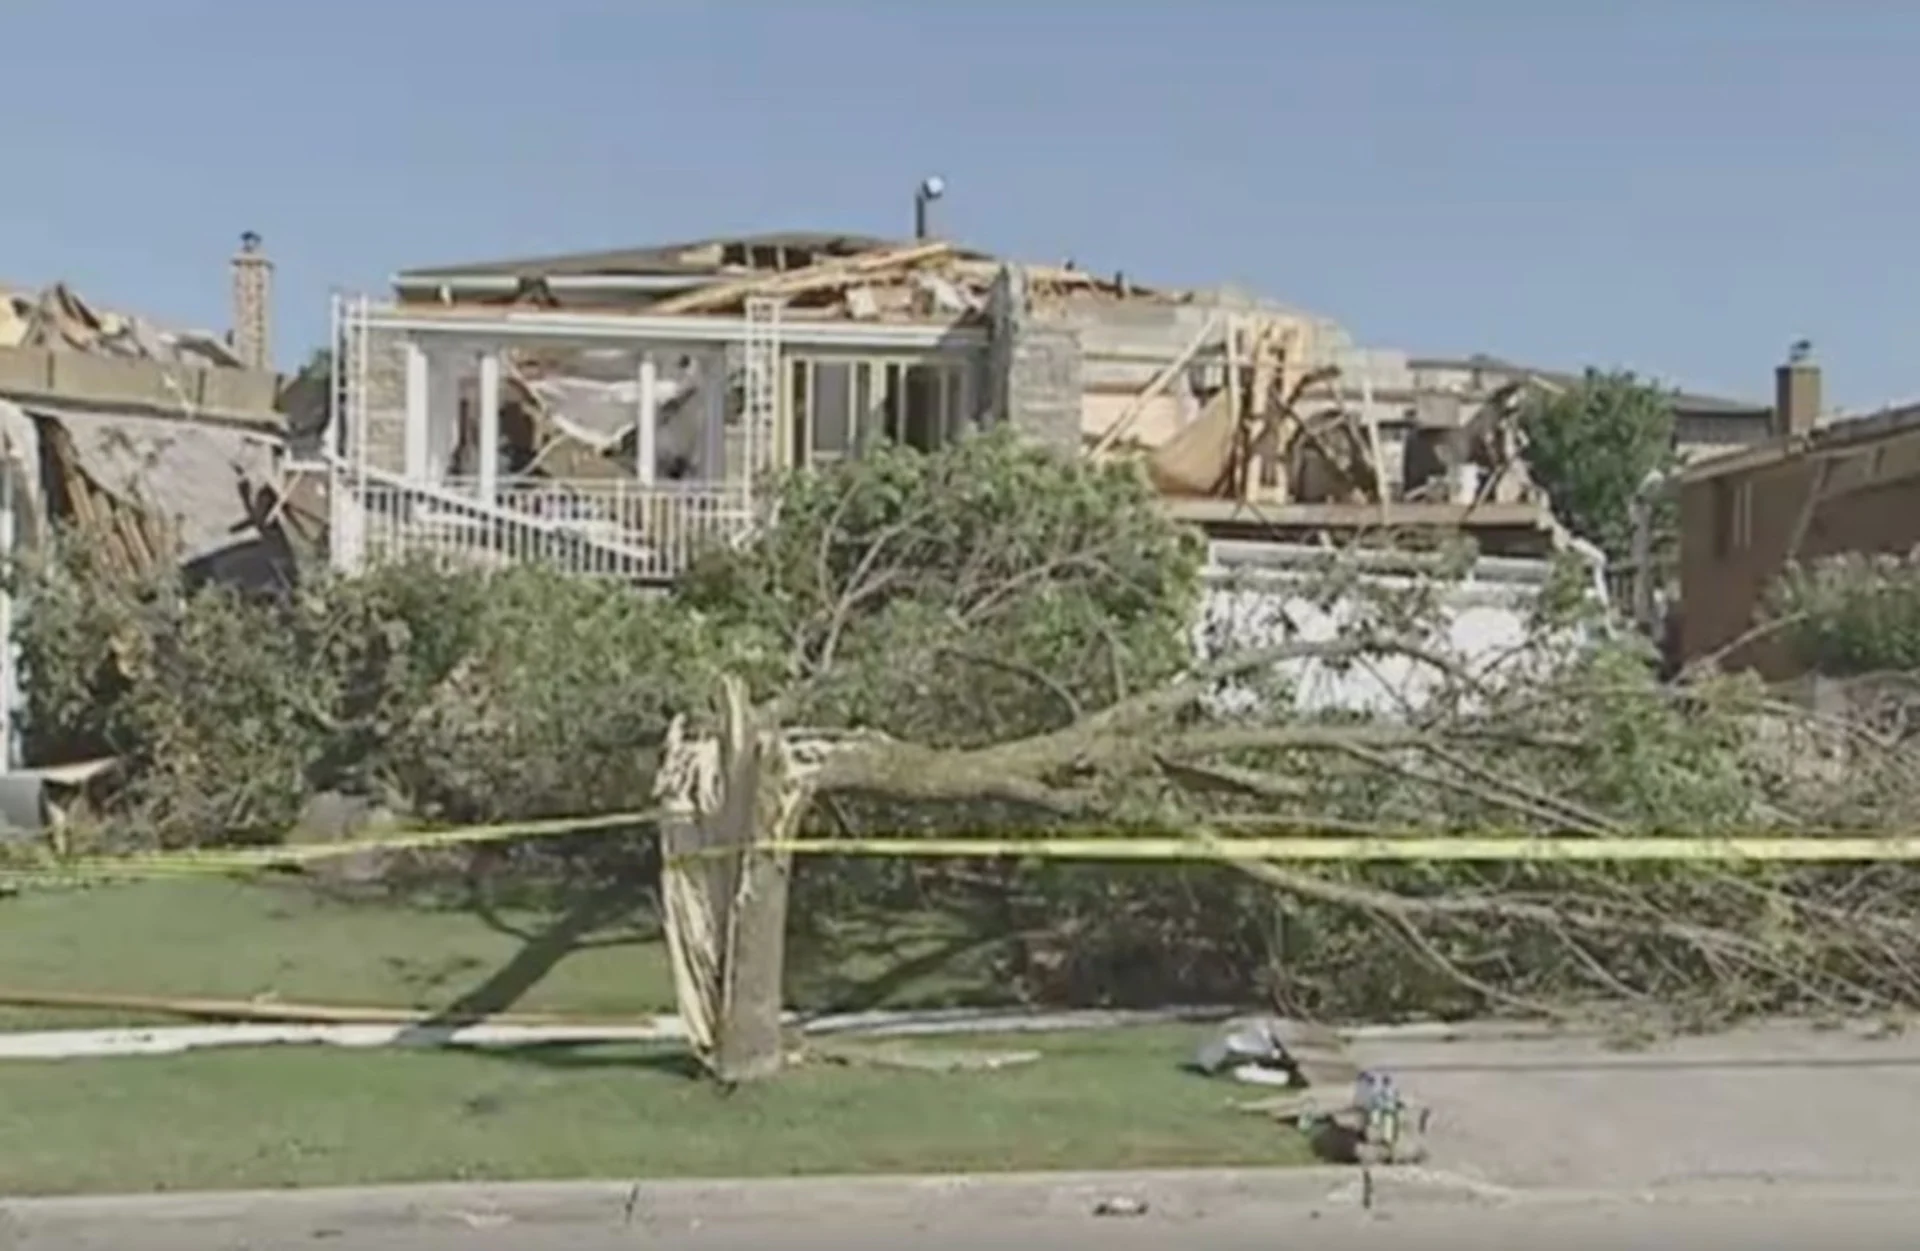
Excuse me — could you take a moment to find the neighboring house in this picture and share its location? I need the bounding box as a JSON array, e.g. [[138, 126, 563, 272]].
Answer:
[[1408, 355, 1774, 463], [1675, 346, 1920, 675], [0, 268, 292, 770]]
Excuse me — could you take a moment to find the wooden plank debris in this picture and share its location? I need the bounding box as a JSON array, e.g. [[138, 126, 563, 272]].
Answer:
[[649, 241, 959, 316]]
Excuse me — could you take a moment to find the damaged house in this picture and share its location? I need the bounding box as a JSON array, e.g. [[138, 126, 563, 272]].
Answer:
[[333, 229, 1773, 582], [322, 229, 1773, 705]]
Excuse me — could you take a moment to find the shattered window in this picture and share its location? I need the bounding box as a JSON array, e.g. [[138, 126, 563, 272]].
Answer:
[[812, 361, 854, 457]]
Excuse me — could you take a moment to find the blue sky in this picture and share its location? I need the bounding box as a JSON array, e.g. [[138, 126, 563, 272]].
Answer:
[[2, 0, 1915, 410]]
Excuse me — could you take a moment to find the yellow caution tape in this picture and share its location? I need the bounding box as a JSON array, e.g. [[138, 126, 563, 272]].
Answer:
[[751, 835, 1920, 864], [0, 810, 661, 887], [10, 815, 1920, 889]]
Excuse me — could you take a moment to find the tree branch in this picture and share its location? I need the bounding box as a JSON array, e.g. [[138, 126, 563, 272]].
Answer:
[[1327, 738, 1612, 834], [1153, 754, 1308, 801], [811, 737, 1092, 815], [1186, 826, 1762, 954], [936, 646, 1083, 724], [1412, 739, 1625, 834]]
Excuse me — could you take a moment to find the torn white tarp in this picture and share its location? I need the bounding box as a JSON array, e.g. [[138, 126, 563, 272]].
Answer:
[[529, 374, 694, 453]]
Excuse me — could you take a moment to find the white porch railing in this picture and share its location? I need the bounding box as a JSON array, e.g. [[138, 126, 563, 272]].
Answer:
[[338, 468, 755, 581]]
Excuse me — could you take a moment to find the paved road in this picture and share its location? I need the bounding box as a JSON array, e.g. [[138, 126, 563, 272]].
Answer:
[[15, 1195, 1920, 1251], [1345, 1018, 1920, 1191]]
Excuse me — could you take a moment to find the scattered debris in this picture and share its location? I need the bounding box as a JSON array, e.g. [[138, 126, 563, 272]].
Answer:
[[1192, 1017, 1431, 1167], [1091, 1195, 1149, 1218], [1854, 1017, 1907, 1041], [1188, 1014, 1351, 1087], [0, 757, 118, 851], [800, 1039, 1042, 1073]]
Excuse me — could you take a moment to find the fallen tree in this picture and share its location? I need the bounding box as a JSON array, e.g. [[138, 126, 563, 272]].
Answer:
[[649, 435, 1920, 1080]]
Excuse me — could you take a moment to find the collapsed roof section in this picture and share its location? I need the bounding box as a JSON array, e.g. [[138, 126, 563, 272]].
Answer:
[[1, 281, 249, 373], [0, 280, 301, 589], [0, 280, 282, 426]]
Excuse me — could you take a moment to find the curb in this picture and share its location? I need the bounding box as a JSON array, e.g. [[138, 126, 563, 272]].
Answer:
[[0, 1166, 1508, 1234], [12, 1168, 1920, 1236], [0, 1010, 1604, 1063]]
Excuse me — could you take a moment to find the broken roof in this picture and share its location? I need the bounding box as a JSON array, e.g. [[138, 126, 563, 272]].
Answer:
[[0, 280, 245, 371], [391, 232, 1173, 330], [0, 280, 282, 427], [398, 231, 997, 281], [1409, 354, 1769, 419]]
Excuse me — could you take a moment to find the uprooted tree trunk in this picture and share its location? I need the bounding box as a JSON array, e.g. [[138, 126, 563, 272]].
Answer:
[[655, 676, 820, 1082]]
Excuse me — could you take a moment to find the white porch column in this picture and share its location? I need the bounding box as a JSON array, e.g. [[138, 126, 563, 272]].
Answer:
[[476, 350, 502, 504], [636, 351, 659, 486], [703, 351, 726, 483], [403, 341, 430, 479], [425, 350, 460, 484], [328, 459, 365, 574]]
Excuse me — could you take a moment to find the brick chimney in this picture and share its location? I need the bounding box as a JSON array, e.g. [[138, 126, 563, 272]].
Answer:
[[1774, 338, 1821, 438], [230, 230, 274, 372]]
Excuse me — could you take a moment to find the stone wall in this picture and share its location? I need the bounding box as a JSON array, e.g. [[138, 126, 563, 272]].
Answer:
[[351, 325, 409, 473], [987, 266, 1082, 454]]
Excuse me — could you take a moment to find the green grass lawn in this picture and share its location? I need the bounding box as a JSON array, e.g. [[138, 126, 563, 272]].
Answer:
[[0, 876, 1012, 1030], [0, 875, 1307, 1195], [0, 1025, 1311, 1196]]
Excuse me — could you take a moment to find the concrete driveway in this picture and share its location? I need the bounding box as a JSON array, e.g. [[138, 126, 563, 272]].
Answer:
[[1348, 1018, 1920, 1192]]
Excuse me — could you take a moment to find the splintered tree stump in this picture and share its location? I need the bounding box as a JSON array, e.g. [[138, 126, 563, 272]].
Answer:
[[656, 676, 817, 1084]]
